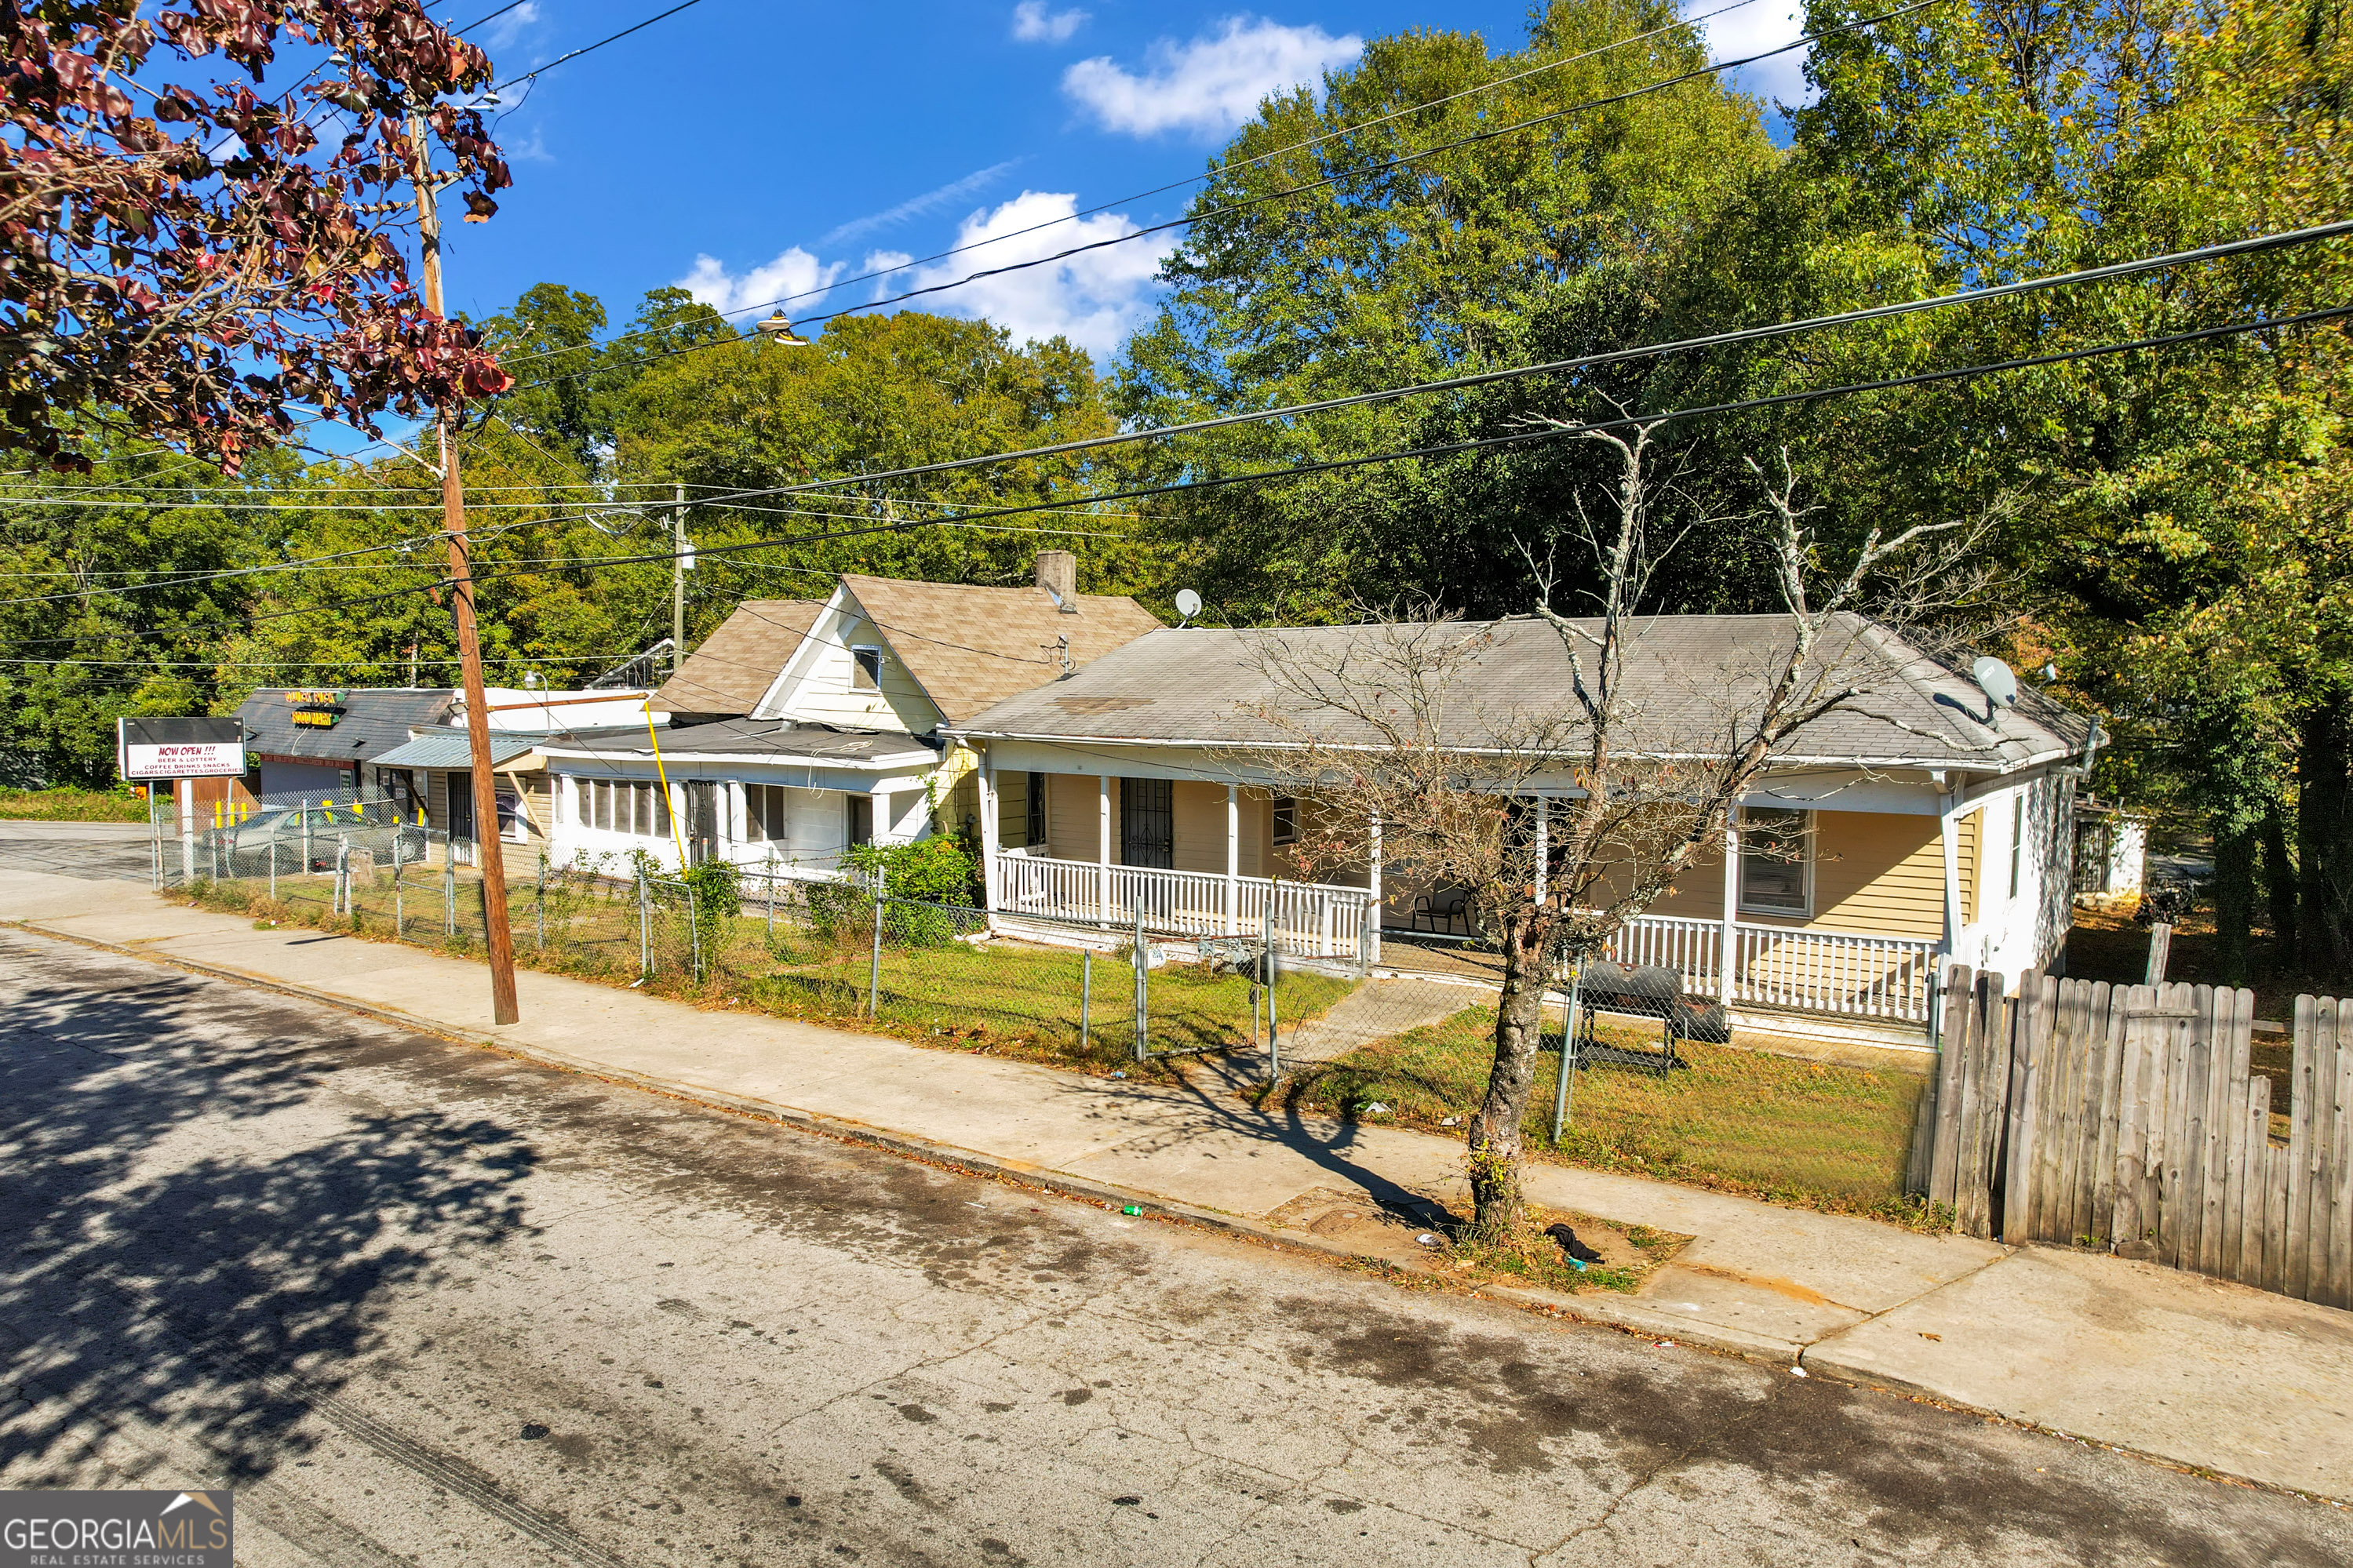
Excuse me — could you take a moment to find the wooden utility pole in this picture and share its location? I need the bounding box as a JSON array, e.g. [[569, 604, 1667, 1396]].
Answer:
[[410, 113, 520, 1025], [671, 480, 688, 678]]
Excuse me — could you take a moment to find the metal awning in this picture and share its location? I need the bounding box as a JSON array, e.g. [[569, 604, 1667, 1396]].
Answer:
[[370, 732, 541, 770]]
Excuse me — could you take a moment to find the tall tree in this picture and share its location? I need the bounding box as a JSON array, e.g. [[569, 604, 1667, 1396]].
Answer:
[[2, 0, 513, 472]]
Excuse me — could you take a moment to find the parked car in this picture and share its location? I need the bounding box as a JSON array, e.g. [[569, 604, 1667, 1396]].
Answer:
[[217, 801, 417, 872]]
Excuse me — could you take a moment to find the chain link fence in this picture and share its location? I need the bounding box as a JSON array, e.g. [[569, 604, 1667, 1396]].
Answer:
[[162, 828, 1934, 1219]]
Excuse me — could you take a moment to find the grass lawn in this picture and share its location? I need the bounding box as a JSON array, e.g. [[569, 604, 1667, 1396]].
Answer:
[[1273, 1002, 1940, 1226], [0, 786, 151, 822], [184, 869, 1353, 1082]]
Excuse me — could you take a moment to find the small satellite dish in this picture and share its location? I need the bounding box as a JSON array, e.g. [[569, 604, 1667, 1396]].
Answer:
[[1173, 588, 1203, 627], [1971, 656, 2020, 710]]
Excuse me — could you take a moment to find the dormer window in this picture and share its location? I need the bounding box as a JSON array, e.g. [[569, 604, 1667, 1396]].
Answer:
[[851, 646, 883, 691]]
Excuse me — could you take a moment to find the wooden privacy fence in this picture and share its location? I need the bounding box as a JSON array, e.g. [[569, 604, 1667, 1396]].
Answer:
[[1908, 966, 2351, 1308]]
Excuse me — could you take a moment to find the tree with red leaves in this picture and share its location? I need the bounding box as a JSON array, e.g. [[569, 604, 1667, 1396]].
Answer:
[[2, 1, 515, 473]]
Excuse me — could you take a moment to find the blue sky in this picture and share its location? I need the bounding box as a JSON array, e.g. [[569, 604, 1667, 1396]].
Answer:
[[436, 2, 1808, 358]]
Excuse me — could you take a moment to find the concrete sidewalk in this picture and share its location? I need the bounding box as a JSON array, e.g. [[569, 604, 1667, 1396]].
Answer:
[[6, 867, 2349, 1504]]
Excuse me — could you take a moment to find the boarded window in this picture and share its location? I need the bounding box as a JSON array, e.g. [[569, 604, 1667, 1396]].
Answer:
[[1740, 807, 1811, 915], [852, 646, 883, 690], [592, 779, 612, 831]]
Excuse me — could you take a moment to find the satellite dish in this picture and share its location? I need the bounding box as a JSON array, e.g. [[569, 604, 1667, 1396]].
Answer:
[[1173, 588, 1203, 627], [1971, 656, 2019, 710]]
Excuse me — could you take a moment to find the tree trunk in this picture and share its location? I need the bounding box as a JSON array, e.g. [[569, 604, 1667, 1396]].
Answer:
[[2213, 817, 2255, 988], [2299, 697, 2353, 972], [1466, 904, 1551, 1242], [2261, 806, 2297, 964]]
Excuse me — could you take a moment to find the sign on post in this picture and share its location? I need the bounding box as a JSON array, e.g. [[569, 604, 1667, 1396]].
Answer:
[[117, 716, 247, 780]]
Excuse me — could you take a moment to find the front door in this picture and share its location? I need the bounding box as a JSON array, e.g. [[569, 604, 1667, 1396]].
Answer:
[[685, 780, 719, 865], [1120, 777, 1173, 869], [447, 778, 475, 866]]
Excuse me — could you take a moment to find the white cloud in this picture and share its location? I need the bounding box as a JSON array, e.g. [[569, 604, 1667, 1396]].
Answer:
[[483, 2, 541, 51], [821, 160, 1022, 248], [862, 250, 914, 301], [1011, 2, 1088, 43], [911, 191, 1162, 355], [1702, 2, 1812, 112], [1063, 15, 1362, 138], [677, 247, 843, 318]]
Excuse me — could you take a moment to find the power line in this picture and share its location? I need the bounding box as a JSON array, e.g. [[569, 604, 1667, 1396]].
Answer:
[[497, 0, 1957, 397], [666, 220, 2353, 509], [15, 303, 2339, 642], [490, 0, 705, 93], [487, 0, 1776, 373]]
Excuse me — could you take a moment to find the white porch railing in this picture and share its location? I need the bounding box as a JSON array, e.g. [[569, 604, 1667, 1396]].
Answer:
[[1606, 915, 1940, 1024], [993, 854, 1373, 959]]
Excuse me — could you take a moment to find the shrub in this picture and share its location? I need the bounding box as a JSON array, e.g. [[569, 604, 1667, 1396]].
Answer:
[[683, 859, 741, 920], [843, 837, 981, 907]]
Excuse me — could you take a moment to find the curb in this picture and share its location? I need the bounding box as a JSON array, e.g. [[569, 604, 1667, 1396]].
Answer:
[[9, 915, 1809, 1366]]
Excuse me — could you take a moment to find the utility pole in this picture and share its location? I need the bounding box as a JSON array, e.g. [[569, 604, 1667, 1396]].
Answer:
[[410, 111, 520, 1026], [671, 480, 690, 678]]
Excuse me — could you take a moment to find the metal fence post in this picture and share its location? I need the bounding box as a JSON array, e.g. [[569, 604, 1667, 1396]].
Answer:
[[1080, 947, 1092, 1046], [866, 868, 886, 1016], [637, 871, 651, 977], [1551, 966, 1583, 1144], [1132, 897, 1148, 1064], [336, 836, 350, 914], [536, 859, 547, 951], [268, 829, 278, 901], [1264, 901, 1280, 1082], [443, 853, 456, 937], [766, 850, 778, 937], [148, 788, 162, 890], [300, 800, 311, 875], [687, 884, 703, 981], [394, 862, 404, 938]]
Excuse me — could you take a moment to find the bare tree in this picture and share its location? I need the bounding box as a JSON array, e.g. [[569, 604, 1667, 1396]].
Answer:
[[1251, 421, 1982, 1239]]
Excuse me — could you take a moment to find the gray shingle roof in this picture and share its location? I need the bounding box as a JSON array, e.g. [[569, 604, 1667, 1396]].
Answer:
[[237, 688, 454, 764], [950, 613, 2090, 771]]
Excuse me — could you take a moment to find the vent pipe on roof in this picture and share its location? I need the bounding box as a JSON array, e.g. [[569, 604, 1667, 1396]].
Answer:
[[1036, 550, 1079, 613]]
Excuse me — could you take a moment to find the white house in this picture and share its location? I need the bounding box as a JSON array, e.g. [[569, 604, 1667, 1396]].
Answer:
[[526, 552, 1164, 877]]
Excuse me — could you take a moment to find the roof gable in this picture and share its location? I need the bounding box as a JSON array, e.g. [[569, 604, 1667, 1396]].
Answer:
[[838, 574, 1164, 726]]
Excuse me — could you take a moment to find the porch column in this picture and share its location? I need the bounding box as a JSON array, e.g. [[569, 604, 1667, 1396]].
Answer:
[[1098, 774, 1112, 922], [726, 781, 746, 860], [871, 784, 892, 849], [978, 753, 1001, 917], [1225, 784, 1239, 934], [1719, 814, 1739, 1003], [1533, 796, 1549, 906], [1939, 786, 1964, 960], [1367, 811, 1383, 965]]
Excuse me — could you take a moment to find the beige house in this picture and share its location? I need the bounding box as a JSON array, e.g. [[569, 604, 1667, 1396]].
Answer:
[[950, 615, 2096, 1042]]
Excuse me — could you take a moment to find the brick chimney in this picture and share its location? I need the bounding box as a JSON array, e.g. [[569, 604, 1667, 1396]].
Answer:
[[1035, 549, 1079, 613]]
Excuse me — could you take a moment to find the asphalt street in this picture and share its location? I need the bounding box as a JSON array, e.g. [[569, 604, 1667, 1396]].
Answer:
[[2, 927, 2345, 1566], [0, 820, 156, 882]]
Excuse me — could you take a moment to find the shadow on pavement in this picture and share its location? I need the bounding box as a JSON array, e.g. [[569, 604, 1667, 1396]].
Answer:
[[0, 940, 534, 1483]]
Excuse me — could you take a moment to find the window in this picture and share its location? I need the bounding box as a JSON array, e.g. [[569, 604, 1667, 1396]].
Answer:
[[1272, 795, 1299, 846], [496, 788, 527, 843], [1025, 771, 1047, 848], [1739, 807, 1812, 915], [847, 794, 874, 847], [585, 779, 671, 838], [851, 646, 883, 691], [592, 778, 612, 831], [2009, 791, 2027, 900], [744, 783, 789, 845]]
